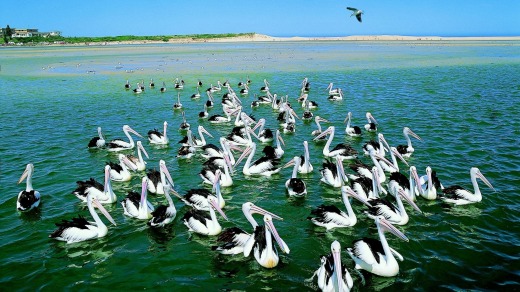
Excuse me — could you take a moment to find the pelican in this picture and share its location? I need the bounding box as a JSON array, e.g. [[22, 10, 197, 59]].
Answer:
[[346, 7, 363, 23], [199, 104, 209, 119], [73, 165, 116, 204], [201, 137, 233, 159], [200, 157, 234, 187], [347, 217, 409, 277], [298, 140, 313, 174], [251, 118, 274, 143], [125, 141, 149, 171], [344, 112, 362, 137], [396, 127, 422, 158], [148, 121, 169, 145], [441, 167, 495, 205], [244, 214, 290, 269], [107, 154, 137, 182], [182, 195, 228, 236], [160, 81, 167, 93], [314, 126, 358, 160], [174, 78, 184, 89], [148, 184, 178, 228], [387, 166, 421, 202], [364, 112, 378, 132], [310, 240, 353, 292], [240, 84, 249, 95], [213, 202, 283, 255], [133, 83, 142, 94], [146, 160, 175, 195], [283, 156, 307, 197], [302, 100, 314, 121], [274, 130, 285, 158], [88, 127, 106, 148], [179, 125, 213, 148], [16, 163, 41, 212], [191, 86, 201, 99], [49, 192, 117, 244], [179, 111, 190, 131], [365, 188, 422, 226], [235, 142, 281, 176], [176, 178, 224, 211], [209, 109, 233, 124], [107, 125, 142, 151], [176, 129, 196, 159], [124, 80, 130, 89], [309, 186, 368, 230], [121, 177, 155, 219], [328, 88, 343, 101], [300, 93, 318, 108], [149, 78, 155, 88], [260, 79, 270, 92], [311, 116, 329, 138], [173, 92, 183, 110], [419, 166, 444, 200], [326, 83, 341, 96], [320, 156, 347, 188], [198, 79, 203, 87], [206, 91, 215, 107], [348, 149, 392, 184], [350, 167, 382, 202]]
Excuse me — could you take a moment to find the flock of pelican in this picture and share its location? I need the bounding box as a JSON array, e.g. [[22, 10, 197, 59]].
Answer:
[[15, 75, 496, 290]]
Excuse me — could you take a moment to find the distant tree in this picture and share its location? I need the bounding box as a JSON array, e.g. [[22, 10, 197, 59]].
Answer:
[[4, 24, 12, 43]]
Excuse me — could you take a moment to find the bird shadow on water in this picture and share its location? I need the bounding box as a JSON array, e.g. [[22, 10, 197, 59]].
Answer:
[[18, 207, 42, 222], [146, 224, 176, 250]]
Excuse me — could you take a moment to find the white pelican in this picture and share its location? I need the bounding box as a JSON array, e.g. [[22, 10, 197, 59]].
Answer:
[[364, 112, 378, 132], [160, 81, 167, 93], [148, 184, 178, 228], [213, 202, 282, 255], [244, 214, 290, 268], [126, 141, 149, 171], [179, 111, 190, 131], [73, 165, 116, 204], [49, 192, 117, 244], [396, 127, 422, 158], [146, 159, 175, 195], [310, 240, 353, 292], [173, 92, 182, 110], [260, 79, 270, 92], [419, 166, 444, 200], [88, 127, 106, 148], [107, 125, 142, 151], [441, 167, 495, 205], [365, 188, 422, 226], [347, 217, 409, 277], [191, 86, 201, 99], [201, 137, 234, 159], [346, 7, 363, 23], [148, 121, 169, 145], [235, 142, 281, 176], [320, 156, 347, 188], [309, 186, 368, 230], [17, 163, 41, 212], [283, 156, 307, 197], [298, 140, 313, 174], [121, 177, 155, 219], [314, 126, 358, 160], [182, 195, 228, 236], [301, 77, 311, 92], [107, 154, 137, 182], [344, 112, 362, 137]]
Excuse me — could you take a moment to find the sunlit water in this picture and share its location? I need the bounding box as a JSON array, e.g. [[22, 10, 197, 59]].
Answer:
[[1, 41, 519, 291]]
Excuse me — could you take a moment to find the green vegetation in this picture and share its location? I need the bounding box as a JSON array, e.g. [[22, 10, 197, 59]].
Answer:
[[5, 33, 256, 45]]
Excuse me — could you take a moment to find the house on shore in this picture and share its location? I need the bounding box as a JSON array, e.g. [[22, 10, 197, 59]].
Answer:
[[1, 27, 61, 38]]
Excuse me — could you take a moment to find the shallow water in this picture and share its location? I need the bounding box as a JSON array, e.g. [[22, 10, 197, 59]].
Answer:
[[1, 41, 519, 291]]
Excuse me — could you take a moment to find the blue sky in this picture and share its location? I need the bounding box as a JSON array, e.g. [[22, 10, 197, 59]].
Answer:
[[4, 1, 520, 37]]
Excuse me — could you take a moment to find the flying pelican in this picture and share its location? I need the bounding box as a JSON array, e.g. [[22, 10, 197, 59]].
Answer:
[[364, 112, 378, 132], [125, 141, 149, 171], [314, 126, 358, 160], [106, 125, 143, 151], [88, 127, 106, 148], [148, 121, 169, 145], [346, 7, 363, 23], [182, 195, 228, 236], [308, 186, 368, 230], [235, 142, 281, 176], [310, 240, 353, 292], [148, 184, 178, 228], [213, 202, 283, 255], [347, 217, 409, 277], [320, 156, 348, 188], [283, 156, 307, 197], [72, 165, 116, 204], [419, 166, 444, 200], [441, 167, 495, 205], [396, 127, 422, 158], [173, 92, 183, 110], [121, 177, 155, 219], [107, 154, 137, 182], [17, 163, 41, 212], [244, 214, 291, 269], [365, 188, 422, 226], [344, 112, 362, 137], [49, 192, 117, 244], [146, 160, 174, 195]]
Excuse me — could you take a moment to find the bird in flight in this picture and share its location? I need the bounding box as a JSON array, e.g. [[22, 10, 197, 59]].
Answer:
[[347, 7, 363, 23]]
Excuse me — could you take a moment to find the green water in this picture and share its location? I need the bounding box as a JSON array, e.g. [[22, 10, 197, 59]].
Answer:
[[1, 41, 519, 291]]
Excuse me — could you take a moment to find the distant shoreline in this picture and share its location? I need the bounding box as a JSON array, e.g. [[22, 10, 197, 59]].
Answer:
[[3, 33, 520, 47]]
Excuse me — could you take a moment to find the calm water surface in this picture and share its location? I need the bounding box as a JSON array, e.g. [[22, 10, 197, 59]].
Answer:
[[1, 41, 519, 291]]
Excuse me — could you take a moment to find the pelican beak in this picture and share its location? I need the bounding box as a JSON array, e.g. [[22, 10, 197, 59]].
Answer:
[[160, 161, 175, 187], [18, 164, 32, 184], [392, 148, 409, 166], [283, 157, 296, 169], [209, 197, 228, 221], [477, 170, 495, 191], [200, 126, 213, 138], [140, 177, 149, 208], [373, 152, 393, 168], [277, 132, 285, 146], [122, 155, 138, 171], [212, 170, 222, 192], [318, 117, 330, 123], [265, 215, 290, 254], [127, 125, 143, 138], [378, 217, 408, 242], [92, 198, 117, 226], [249, 204, 283, 221], [408, 128, 422, 141], [291, 109, 300, 120], [235, 145, 252, 166], [251, 119, 265, 132], [138, 142, 149, 159], [331, 241, 343, 292], [342, 186, 369, 206], [368, 113, 378, 124], [313, 127, 331, 141], [98, 127, 105, 140], [248, 127, 260, 140], [104, 165, 111, 187], [398, 189, 422, 213], [411, 166, 422, 195]]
